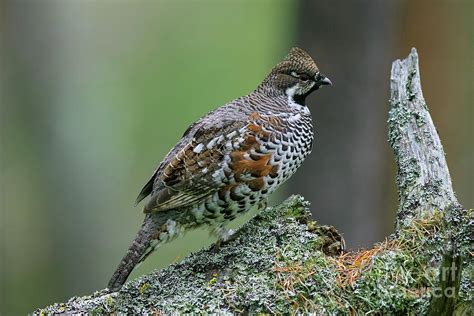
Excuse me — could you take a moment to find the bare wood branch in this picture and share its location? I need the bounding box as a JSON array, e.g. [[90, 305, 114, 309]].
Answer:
[[388, 48, 458, 227]]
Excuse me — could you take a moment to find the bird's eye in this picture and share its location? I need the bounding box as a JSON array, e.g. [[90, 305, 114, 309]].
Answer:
[[299, 74, 311, 81], [290, 72, 311, 81]]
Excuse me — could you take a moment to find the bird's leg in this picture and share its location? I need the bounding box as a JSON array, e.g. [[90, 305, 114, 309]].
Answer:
[[212, 199, 268, 248], [211, 225, 241, 249], [214, 226, 237, 242], [257, 198, 268, 212]]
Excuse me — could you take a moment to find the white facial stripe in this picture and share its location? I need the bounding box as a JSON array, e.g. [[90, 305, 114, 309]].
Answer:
[[285, 85, 298, 99], [286, 84, 310, 114]]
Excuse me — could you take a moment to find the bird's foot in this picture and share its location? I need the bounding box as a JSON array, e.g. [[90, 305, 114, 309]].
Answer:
[[257, 198, 268, 211], [217, 227, 237, 242], [212, 226, 241, 249]]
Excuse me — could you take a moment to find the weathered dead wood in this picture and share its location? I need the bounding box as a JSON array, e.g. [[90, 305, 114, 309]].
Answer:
[[389, 48, 458, 227], [389, 48, 471, 315]]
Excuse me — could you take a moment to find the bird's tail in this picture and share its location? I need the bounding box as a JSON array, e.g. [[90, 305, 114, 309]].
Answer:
[[107, 214, 164, 292]]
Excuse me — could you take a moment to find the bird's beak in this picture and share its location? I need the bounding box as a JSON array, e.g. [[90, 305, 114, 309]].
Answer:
[[315, 73, 332, 86]]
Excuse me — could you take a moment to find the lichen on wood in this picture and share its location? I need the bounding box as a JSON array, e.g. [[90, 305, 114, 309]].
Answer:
[[34, 49, 472, 315], [34, 195, 472, 315], [388, 48, 457, 227]]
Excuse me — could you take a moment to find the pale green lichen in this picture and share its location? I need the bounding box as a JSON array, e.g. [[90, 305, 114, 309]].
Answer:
[[33, 196, 472, 314]]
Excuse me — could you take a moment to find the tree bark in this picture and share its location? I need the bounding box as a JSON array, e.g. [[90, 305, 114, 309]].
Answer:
[[34, 49, 472, 315]]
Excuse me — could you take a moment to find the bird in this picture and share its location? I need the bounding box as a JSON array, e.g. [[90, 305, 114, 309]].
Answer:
[[108, 47, 332, 292]]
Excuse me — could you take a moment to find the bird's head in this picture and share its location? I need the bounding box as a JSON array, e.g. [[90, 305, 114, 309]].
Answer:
[[261, 47, 332, 105]]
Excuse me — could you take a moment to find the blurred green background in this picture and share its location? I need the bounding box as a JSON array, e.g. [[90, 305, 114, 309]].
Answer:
[[1, 0, 472, 314]]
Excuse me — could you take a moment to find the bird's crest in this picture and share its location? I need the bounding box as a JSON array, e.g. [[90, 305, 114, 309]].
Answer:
[[270, 47, 319, 76]]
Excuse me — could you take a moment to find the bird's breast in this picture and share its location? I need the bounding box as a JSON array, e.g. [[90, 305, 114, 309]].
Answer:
[[191, 112, 313, 225]]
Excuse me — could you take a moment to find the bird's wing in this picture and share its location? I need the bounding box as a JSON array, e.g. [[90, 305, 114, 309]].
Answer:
[[134, 109, 247, 212], [138, 110, 280, 213], [134, 121, 202, 207]]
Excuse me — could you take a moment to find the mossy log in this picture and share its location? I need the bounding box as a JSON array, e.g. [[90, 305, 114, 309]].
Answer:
[[34, 49, 472, 314]]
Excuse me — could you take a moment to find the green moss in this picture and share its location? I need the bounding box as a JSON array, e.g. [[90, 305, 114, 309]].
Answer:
[[138, 282, 151, 295], [90, 306, 105, 315], [208, 272, 218, 286], [283, 198, 311, 220]]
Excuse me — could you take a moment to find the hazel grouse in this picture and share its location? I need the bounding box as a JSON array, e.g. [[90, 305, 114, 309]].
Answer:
[[108, 47, 332, 291]]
